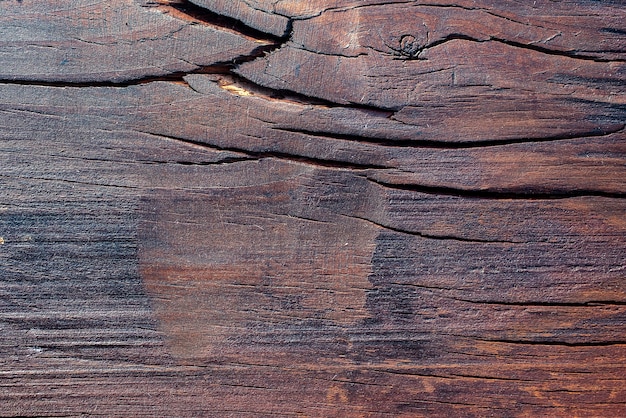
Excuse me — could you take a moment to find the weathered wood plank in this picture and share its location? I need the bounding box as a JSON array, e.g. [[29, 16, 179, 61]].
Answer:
[[1, 0, 625, 416]]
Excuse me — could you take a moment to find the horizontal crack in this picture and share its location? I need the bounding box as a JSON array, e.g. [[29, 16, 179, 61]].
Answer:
[[451, 299, 626, 307], [385, 282, 459, 292], [273, 124, 626, 150], [478, 338, 626, 347], [449, 373, 534, 382], [172, 157, 255, 166], [135, 130, 389, 170], [375, 287, 626, 309], [0, 174, 139, 190], [0, 147, 253, 167], [367, 177, 626, 200]]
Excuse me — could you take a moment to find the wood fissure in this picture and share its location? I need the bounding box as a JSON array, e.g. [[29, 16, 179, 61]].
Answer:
[[274, 124, 626, 149], [143, 0, 291, 42], [135, 130, 390, 170], [366, 177, 626, 200]]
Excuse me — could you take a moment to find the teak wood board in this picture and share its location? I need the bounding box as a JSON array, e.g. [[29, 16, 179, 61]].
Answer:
[[1, 0, 625, 416]]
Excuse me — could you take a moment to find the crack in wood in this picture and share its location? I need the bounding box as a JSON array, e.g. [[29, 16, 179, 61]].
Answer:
[[420, 34, 626, 64], [366, 177, 626, 200], [273, 124, 626, 149], [477, 339, 626, 347], [449, 298, 626, 308], [141, 0, 289, 42], [342, 214, 521, 244], [134, 130, 389, 170]]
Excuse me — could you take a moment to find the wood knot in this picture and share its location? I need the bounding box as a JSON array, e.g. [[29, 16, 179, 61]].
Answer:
[[398, 34, 424, 59]]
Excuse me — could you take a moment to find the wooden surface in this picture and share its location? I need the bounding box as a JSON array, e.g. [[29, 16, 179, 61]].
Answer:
[[1, 0, 625, 416]]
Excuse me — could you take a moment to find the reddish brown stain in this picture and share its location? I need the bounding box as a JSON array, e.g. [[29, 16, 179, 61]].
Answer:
[[138, 163, 378, 363]]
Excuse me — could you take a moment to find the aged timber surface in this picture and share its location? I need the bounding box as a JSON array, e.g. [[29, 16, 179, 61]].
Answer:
[[1, 0, 625, 416]]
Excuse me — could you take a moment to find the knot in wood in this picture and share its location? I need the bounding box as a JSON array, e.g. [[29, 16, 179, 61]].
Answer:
[[399, 34, 423, 58]]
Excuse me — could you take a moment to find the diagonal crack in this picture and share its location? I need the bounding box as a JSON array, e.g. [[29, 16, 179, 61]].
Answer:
[[341, 214, 521, 244], [419, 33, 626, 63], [141, 0, 289, 42]]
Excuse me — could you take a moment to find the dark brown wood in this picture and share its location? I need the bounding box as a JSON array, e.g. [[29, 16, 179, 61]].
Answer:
[[1, 0, 625, 416]]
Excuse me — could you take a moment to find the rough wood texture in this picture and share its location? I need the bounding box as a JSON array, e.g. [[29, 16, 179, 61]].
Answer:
[[1, 0, 625, 416]]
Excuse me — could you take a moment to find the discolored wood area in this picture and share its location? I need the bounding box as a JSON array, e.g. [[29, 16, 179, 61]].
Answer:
[[1, 0, 625, 416]]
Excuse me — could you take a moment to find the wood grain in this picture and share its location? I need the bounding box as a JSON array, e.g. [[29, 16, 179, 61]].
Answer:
[[1, 0, 625, 416]]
